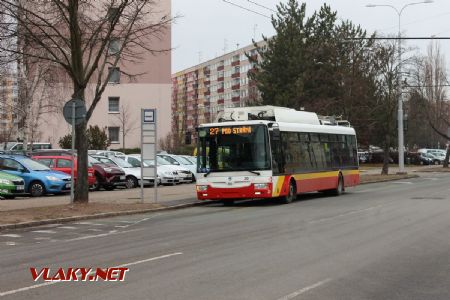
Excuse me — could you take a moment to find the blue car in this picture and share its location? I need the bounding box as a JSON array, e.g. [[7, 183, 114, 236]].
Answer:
[[0, 155, 72, 197]]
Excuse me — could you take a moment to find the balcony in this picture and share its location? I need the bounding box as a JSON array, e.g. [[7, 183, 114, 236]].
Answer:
[[217, 88, 224, 93], [204, 90, 210, 96], [218, 99, 224, 104], [232, 96, 240, 102], [231, 72, 240, 78], [231, 84, 240, 90], [204, 80, 210, 85], [231, 60, 240, 67], [217, 65, 224, 71]]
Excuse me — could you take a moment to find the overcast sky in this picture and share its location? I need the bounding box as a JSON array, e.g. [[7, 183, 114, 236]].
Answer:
[[172, 0, 450, 73]]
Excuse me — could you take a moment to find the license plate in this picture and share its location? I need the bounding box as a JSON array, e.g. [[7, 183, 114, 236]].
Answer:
[[65, 183, 71, 188], [120, 176, 125, 180], [16, 185, 24, 191]]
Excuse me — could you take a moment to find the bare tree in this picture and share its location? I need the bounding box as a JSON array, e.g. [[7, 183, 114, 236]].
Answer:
[[0, 0, 173, 203], [409, 41, 450, 166], [114, 103, 137, 149]]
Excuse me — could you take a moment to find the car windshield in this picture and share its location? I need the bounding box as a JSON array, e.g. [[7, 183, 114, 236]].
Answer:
[[178, 156, 193, 165], [20, 158, 51, 171], [89, 156, 101, 164], [110, 156, 133, 168], [197, 124, 271, 173], [158, 155, 179, 165], [156, 157, 171, 165]]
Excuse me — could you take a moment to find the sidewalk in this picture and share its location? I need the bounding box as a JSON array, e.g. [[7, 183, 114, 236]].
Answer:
[[0, 183, 198, 212], [360, 164, 439, 175]]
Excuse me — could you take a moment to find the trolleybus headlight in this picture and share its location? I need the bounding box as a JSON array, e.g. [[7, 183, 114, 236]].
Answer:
[[196, 185, 208, 191], [254, 183, 268, 189]]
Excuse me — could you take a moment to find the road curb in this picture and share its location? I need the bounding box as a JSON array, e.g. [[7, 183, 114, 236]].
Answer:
[[360, 174, 419, 185], [0, 200, 214, 231]]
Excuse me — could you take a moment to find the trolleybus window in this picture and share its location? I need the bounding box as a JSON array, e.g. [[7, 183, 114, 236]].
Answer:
[[197, 124, 271, 173]]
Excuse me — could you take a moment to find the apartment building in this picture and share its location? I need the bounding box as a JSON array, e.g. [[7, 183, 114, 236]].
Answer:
[[0, 75, 19, 142], [5, 1, 172, 150], [172, 42, 263, 143]]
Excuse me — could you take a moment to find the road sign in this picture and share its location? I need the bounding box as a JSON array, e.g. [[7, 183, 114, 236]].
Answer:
[[143, 109, 155, 123], [63, 98, 86, 126], [141, 108, 157, 203]]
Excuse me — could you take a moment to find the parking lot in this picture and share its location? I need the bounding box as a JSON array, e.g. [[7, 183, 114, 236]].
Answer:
[[0, 183, 197, 211]]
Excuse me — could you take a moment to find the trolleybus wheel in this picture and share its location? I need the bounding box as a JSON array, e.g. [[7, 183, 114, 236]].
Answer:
[[280, 180, 296, 204]]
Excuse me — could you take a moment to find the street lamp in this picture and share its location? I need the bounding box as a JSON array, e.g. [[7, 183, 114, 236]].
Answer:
[[366, 0, 433, 173]]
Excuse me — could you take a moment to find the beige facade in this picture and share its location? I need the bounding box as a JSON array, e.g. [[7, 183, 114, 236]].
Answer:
[[37, 1, 172, 150]]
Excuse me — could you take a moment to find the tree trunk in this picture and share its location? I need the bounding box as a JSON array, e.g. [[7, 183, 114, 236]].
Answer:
[[381, 134, 390, 175], [74, 88, 89, 203], [444, 145, 450, 168], [75, 119, 89, 203]]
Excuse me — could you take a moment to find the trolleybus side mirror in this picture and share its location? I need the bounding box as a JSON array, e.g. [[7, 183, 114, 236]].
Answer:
[[272, 127, 280, 141]]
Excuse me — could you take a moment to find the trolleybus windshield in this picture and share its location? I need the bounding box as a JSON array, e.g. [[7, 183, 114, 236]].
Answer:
[[197, 124, 271, 173]]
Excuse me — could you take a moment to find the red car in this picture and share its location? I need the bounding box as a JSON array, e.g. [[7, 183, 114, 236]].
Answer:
[[32, 156, 96, 187]]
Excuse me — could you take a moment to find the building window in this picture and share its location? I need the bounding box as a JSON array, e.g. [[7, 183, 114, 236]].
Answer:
[[108, 67, 120, 83], [108, 97, 120, 113], [108, 127, 120, 143], [108, 38, 121, 55]]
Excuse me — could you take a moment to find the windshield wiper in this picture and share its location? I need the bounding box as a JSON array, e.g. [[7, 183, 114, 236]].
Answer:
[[248, 170, 260, 176], [204, 170, 212, 177]]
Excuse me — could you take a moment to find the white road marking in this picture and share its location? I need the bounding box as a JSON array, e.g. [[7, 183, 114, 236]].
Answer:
[[34, 237, 51, 240], [57, 226, 77, 230], [74, 222, 104, 226], [0, 234, 22, 238], [38, 224, 61, 228], [309, 206, 382, 224], [5, 242, 16, 246], [390, 181, 413, 184], [118, 221, 135, 223], [116, 252, 183, 268], [276, 278, 331, 300], [114, 225, 128, 228], [0, 252, 183, 297], [422, 177, 438, 180], [87, 228, 102, 232], [31, 230, 56, 234]]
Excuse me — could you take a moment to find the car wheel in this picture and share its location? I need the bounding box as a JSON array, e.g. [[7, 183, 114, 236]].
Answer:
[[91, 174, 101, 191], [29, 181, 45, 197], [126, 176, 138, 189], [280, 180, 296, 204]]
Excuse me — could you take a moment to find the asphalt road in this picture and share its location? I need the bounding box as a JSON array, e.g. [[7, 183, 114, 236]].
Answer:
[[1, 173, 450, 299]]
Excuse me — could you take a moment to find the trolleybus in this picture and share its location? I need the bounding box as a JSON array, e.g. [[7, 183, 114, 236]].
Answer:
[[195, 106, 359, 204]]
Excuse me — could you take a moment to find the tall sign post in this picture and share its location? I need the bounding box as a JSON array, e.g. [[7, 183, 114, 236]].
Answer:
[[140, 109, 157, 203], [63, 98, 86, 204]]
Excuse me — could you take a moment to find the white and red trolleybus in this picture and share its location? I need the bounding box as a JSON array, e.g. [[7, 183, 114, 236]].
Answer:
[[195, 106, 360, 204]]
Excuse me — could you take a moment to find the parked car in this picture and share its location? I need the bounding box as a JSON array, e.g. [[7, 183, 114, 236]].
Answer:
[[0, 155, 71, 197], [31, 155, 96, 188], [88, 156, 127, 191], [0, 170, 25, 199], [426, 152, 444, 165], [123, 155, 180, 186], [90, 155, 157, 188], [418, 153, 434, 165], [157, 154, 195, 182], [95, 151, 126, 159]]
